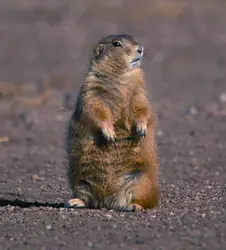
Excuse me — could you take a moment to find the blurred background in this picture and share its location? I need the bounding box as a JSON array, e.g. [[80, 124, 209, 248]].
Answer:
[[0, 0, 226, 104]]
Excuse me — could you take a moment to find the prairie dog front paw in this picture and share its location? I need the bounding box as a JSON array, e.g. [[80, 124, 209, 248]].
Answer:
[[134, 120, 147, 139], [101, 123, 116, 144]]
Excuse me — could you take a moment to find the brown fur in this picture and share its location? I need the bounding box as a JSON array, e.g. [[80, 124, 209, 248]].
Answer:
[[65, 34, 160, 212]]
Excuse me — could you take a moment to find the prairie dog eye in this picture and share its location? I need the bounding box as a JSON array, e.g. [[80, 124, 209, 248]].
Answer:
[[112, 41, 122, 47]]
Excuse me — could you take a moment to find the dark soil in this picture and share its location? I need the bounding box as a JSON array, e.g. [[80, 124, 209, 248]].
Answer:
[[0, 1, 225, 249]]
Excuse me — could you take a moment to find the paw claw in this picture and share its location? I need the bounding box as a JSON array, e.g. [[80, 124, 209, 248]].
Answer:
[[64, 198, 85, 209], [64, 202, 70, 209], [120, 203, 145, 212], [135, 121, 147, 139], [136, 128, 146, 138], [102, 127, 116, 145]]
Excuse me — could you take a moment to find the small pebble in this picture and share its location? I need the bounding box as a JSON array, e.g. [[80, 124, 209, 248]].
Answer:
[[31, 174, 43, 181], [61, 215, 67, 220], [87, 241, 94, 247], [219, 92, 226, 104], [188, 106, 198, 116], [7, 206, 15, 212], [105, 213, 112, 219], [46, 224, 52, 230]]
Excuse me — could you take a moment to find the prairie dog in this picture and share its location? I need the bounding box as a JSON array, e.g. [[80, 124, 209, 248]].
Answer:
[[65, 34, 159, 212]]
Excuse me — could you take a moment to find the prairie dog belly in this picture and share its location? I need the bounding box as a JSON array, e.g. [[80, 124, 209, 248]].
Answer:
[[68, 126, 142, 198]]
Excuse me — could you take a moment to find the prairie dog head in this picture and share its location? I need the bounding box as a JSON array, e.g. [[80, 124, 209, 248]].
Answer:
[[91, 34, 144, 74]]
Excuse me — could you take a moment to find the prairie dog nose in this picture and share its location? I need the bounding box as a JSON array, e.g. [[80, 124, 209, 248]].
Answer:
[[137, 45, 144, 54]]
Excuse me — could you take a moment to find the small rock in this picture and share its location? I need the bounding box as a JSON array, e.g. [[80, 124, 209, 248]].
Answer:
[[59, 207, 65, 212], [0, 136, 9, 143], [46, 224, 52, 230], [195, 195, 200, 201], [188, 106, 198, 116], [87, 241, 94, 247], [7, 206, 15, 212], [63, 223, 70, 229], [31, 174, 43, 181], [61, 215, 67, 220], [105, 213, 112, 219], [219, 92, 226, 104]]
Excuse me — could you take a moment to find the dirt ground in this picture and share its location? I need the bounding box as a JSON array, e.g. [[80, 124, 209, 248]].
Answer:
[[0, 1, 225, 249]]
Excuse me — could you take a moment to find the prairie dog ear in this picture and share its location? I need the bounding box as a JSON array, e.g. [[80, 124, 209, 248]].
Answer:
[[94, 43, 105, 58]]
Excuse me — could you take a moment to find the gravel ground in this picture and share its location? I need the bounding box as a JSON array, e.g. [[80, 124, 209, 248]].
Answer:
[[0, 1, 225, 250]]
